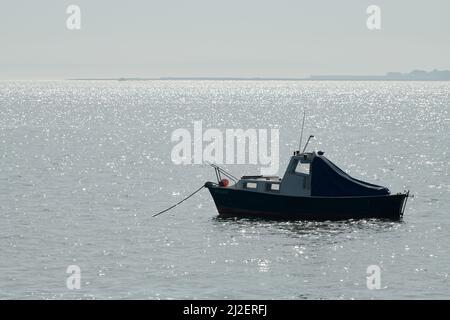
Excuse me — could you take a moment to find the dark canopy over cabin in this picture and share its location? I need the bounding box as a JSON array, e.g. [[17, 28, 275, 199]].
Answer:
[[311, 155, 389, 197]]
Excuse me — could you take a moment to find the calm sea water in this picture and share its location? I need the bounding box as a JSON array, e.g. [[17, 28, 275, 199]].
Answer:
[[0, 80, 449, 299]]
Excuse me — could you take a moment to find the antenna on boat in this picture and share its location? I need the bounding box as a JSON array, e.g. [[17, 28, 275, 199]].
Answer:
[[302, 135, 315, 153], [297, 109, 306, 154]]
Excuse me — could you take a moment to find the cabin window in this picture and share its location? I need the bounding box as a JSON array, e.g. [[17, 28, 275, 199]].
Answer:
[[244, 182, 257, 189], [295, 162, 310, 175], [266, 183, 280, 192]]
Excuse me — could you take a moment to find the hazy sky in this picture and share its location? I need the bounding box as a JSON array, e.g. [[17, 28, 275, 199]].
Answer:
[[1, 0, 449, 79]]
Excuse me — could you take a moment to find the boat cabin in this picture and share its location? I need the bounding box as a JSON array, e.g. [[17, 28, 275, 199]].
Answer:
[[234, 152, 315, 196], [232, 150, 389, 197]]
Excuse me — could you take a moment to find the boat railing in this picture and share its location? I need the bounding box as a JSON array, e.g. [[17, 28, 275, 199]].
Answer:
[[205, 161, 238, 184]]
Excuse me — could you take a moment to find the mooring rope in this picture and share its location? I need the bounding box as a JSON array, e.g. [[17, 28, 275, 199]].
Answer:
[[152, 185, 206, 217]]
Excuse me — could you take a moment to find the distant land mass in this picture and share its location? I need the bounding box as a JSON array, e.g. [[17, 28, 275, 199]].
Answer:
[[308, 69, 450, 81], [69, 69, 450, 81]]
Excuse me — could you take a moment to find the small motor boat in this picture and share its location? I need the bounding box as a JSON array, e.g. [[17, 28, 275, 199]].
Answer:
[[205, 150, 409, 220]]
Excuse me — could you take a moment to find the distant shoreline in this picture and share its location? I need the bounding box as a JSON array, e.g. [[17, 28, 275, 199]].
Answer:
[[68, 78, 450, 81], [68, 69, 450, 81]]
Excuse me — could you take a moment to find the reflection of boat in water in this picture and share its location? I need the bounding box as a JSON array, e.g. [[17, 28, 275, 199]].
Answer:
[[205, 150, 409, 221]]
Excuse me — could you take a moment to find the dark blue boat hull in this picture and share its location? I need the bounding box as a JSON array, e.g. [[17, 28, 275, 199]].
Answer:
[[205, 182, 408, 221]]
